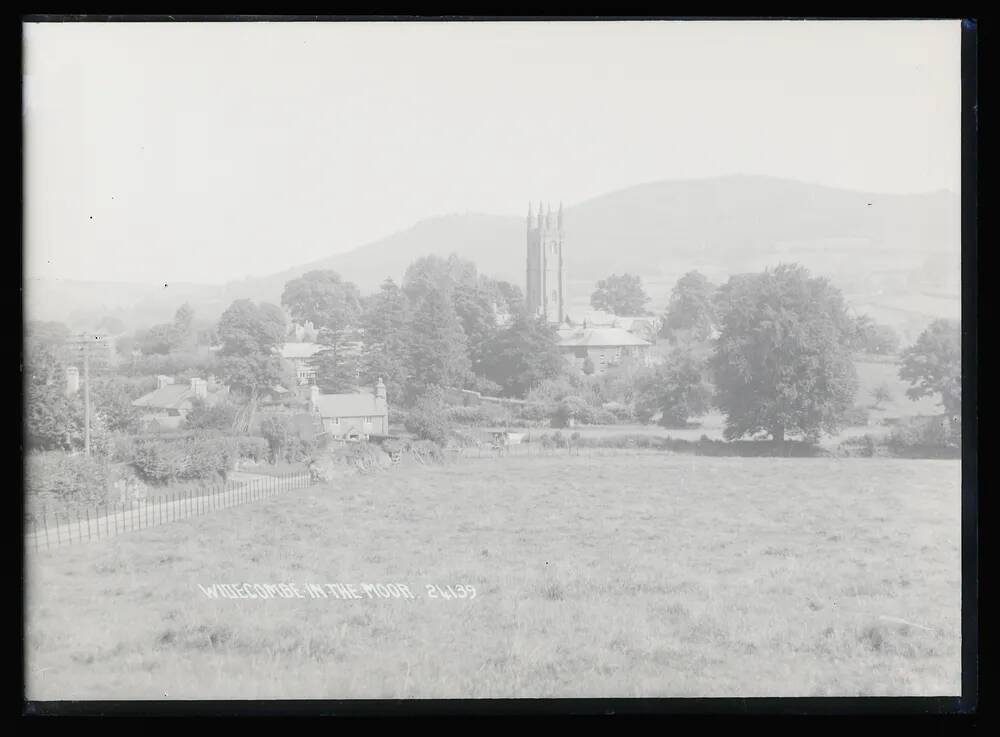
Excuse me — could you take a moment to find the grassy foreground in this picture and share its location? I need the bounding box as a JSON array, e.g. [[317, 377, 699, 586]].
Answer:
[[25, 454, 961, 699]]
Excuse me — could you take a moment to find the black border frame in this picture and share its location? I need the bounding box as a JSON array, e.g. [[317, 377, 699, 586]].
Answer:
[[17, 14, 979, 720]]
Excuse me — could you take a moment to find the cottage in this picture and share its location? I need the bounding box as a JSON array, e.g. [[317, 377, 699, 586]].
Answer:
[[280, 342, 325, 385], [310, 378, 389, 442], [557, 326, 653, 375], [131, 375, 228, 430]]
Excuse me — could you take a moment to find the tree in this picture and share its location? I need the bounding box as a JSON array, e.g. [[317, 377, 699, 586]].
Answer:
[[24, 342, 82, 450], [850, 317, 900, 355], [871, 383, 893, 410], [710, 264, 858, 443], [313, 328, 360, 394], [590, 273, 650, 315], [663, 271, 717, 340], [406, 289, 471, 398], [402, 254, 478, 305], [184, 397, 239, 432], [452, 283, 499, 377], [481, 313, 565, 397], [360, 279, 411, 403], [634, 348, 713, 427], [216, 299, 288, 400], [281, 270, 362, 333], [96, 315, 126, 335], [404, 386, 451, 444], [90, 377, 144, 434], [582, 355, 596, 376], [899, 319, 961, 415]]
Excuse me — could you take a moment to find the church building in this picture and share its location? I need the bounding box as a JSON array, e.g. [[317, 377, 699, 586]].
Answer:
[[526, 199, 655, 374], [525, 201, 566, 324]]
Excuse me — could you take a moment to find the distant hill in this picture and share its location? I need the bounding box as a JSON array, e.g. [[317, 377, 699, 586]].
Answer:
[[25, 175, 960, 344]]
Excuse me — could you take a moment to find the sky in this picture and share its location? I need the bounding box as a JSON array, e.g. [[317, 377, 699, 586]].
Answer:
[[23, 19, 962, 285]]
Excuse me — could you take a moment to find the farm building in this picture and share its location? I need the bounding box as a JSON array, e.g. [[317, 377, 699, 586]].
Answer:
[[131, 375, 229, 431], [557, 326, 653, 375], [309, 378, 389, 442]]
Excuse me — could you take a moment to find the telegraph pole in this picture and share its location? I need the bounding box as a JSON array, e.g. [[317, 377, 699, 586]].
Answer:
[[83, 345, 91, 457], [68, 332, 102, 457]]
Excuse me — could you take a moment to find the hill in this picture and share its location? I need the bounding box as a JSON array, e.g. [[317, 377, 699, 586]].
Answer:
[[25, 175, 960, 343]]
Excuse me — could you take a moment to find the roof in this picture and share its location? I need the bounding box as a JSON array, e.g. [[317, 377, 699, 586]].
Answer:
[[313, 391, 387, 419], [132, 384, 225, 410], [280, 342, 325, 360], [557, 327, 652, 348]]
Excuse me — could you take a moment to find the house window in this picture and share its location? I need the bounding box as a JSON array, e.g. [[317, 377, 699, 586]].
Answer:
[[574, 347, 587, 359], [331, 418, 340, 426], [364, 417, 373, 425]]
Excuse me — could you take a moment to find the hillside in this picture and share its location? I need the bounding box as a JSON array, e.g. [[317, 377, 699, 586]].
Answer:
[[25, 175, 960, 342]]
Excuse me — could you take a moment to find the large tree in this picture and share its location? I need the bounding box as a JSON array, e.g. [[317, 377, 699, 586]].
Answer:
[[663, 271, 717, 340], [406, 289, 471, 398], [481, 313, 565, 397], [360, 279, 411, 402], [24, 341, 82, 450], [281, 270, 362, 333], [216, 299, 288, 400], [312, 327, 360, 394], [590, 273, 650, 316], [710, 264, 858, 443], [634, 347, 713, 427], [899, 318, 961, 414], [452, 283, 500, 378], [402, 253, 478, 305]]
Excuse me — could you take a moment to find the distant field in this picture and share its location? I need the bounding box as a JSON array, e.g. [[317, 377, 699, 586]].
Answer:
[[26, 454, 961, 699]]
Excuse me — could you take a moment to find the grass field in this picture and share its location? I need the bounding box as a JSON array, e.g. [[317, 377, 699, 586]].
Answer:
[[25, 454, 961, 699]]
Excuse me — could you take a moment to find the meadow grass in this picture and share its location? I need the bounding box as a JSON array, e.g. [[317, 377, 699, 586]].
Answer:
[[25, 454, 961, 699]]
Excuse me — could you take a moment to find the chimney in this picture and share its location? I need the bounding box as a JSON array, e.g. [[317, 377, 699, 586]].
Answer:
[[375, 377, 387, 412], [190, 377, 207, 399], [310, 385, 320, 413], [65, 366, 79, 396], [156, 375, 174, 390]]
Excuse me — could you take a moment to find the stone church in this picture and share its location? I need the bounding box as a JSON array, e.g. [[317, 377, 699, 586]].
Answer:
[[525, 201, 566, 324], [526, 200, 655, 374]]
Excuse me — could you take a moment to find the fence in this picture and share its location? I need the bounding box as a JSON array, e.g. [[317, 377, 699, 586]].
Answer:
[[26, 472, 312, 552]]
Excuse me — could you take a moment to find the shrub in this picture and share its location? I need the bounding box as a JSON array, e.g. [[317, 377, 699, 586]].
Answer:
[[26, 451, 110, 508], [602, 401, 633, 423], [888, 415, 960, 451], [842, 406, 871, 427], [516, 402, 553, 423], [409, 439, 443, 464], [446, 404, 509, 427], [131, 432, 235, 484], [184, 397, 240, 431], [405, 388, 451, 444], [236, 436, 270, 462], [260, 416, 316, 464]]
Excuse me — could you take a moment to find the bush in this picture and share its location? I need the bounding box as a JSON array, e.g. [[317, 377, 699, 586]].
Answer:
[[131, 432, 235, 484], [602, 401, 633, 423], [184, 397, 240, 431], [516, 402, 553, 423], [446, 404, 509, 427], [405, 388, 451, 444], [842, 406, 871, 427], [26, 451, 110, 508], [888, 415, 960, 452], [260, 416, 316, 464], [236, 436, 270, 462]]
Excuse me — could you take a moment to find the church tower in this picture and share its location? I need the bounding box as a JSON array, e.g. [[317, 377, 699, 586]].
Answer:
[[525, 201, 566, 324]]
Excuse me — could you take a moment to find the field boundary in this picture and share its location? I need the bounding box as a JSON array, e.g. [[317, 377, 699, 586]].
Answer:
[[25, 472, 312, 552]]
